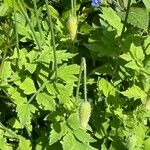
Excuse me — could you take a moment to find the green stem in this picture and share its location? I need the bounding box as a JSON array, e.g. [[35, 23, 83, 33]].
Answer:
[[82, 57, 87, 102], [73, 0, 76, 17], [71, 0, 74, 16], [120, 0, 131, 40], [45, 0, 58, 81], [76, 57, 88, 101], [28, 80, 50, 104], [16, 0, 41, 50], [12, 0, 20, 61], [0, 94, 10, 100], [0, 122, 19, 139], [76, 59, 83, 100], [33, 0, 43, 41]]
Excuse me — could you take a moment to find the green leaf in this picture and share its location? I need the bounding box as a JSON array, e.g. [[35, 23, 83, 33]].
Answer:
[[46, 83, 57, 95], [121, 43, 145, 63], [36, 93, 56, 111], [144, 37, 150, 55], [16, 102, 36, 127], [144, 138, 150, 150], [7, 117, 22, 129], [73, 129, 96, 144], [0, 130, 12, 150], [19, 78, 36, 95], [62, 131, 97, 150], [0, 3, 11, 17], [26, 50, 38, 62], [118, 6, 149, 30], [7, 86, 27, 104], [49, 122, 67, 145], [57, 64, 79, 83], [25, 63, 37, 74], [98, 78, 116, 97], [143, 0, 150, 12], [109, 138, 126, 150], [4, 0, 26, 12], [0, 61, 11, 80], [57, 83, 71, 104], [17, 137, 31, 150], [67, 113, 81, 130], [85, 27, 120, 57], [84, 42, 119, 57], [101, 7, 123, 36], [37, 47, 74, 64], [121, 85, 146, 101], [120, 43, 144, 71]]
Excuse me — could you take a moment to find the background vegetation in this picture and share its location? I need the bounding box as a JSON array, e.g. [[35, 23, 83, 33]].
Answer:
[[0, 0, 150, 149]]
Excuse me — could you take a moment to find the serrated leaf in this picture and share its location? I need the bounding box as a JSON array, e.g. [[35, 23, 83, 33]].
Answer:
[[121, 85, 146, 100], [57, 83, 71, 104], [37, 47, 74, 64], [49, 122, 67, 145], [84, 42, 119, 57], [57, 64, 79, 83], [17, 137, 31, 150], [67, 113, 81, 130], [25, 63, 37, 74], [124, 60, 140, 71], [4, 0, 26, 12], [16, 102, 36, 127], [7, 117, 22, 129], [46, 83, 57, 95], [98, 78, 116, 97], [120, 53, 132, 62], [56, 50, 75, 64], [62, 131, 97, 150], [101, 7, 123, 36], [73, 129, 96, 144], [143, 0, 150, 12], [36, 93, 56, 111], [0, 131, 12, 150], [19, 78, 36, 95], [120, 43, 144, 71], [118, 6, 149, 30], [0, 61, 11, 80], [26, 50, 39, 62], [7, 86, 27, 104], [121, 43, 145, 63], [130, 43, 145, 63], [0, 3, 11, 17]]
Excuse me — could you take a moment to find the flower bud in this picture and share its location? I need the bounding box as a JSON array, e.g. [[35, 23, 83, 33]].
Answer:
[[79, 101, 91, 128], [67, 16, 78, 41]]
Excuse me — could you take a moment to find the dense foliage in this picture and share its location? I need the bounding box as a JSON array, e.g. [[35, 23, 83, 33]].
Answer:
[[0, 0, 150, 149]]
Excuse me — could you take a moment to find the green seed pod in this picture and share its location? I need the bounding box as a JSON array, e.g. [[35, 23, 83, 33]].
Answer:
[[67, 16, 77, 41], [79, 101, 91, 128]]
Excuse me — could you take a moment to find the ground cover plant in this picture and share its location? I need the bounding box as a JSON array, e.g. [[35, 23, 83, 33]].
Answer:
[[0, 0, 150, 149]]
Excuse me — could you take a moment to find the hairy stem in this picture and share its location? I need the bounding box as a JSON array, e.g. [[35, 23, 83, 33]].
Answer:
[[76, 59, 83, 100], [16, 0, 41, 50], [82, 57, 87, 102], [45, 0, 58, 81], [12, 0, 20, 61], [33, 0, 43, 41]]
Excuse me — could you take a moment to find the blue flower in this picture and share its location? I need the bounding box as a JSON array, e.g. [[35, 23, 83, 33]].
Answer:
[[91, 0, 101, 7]]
